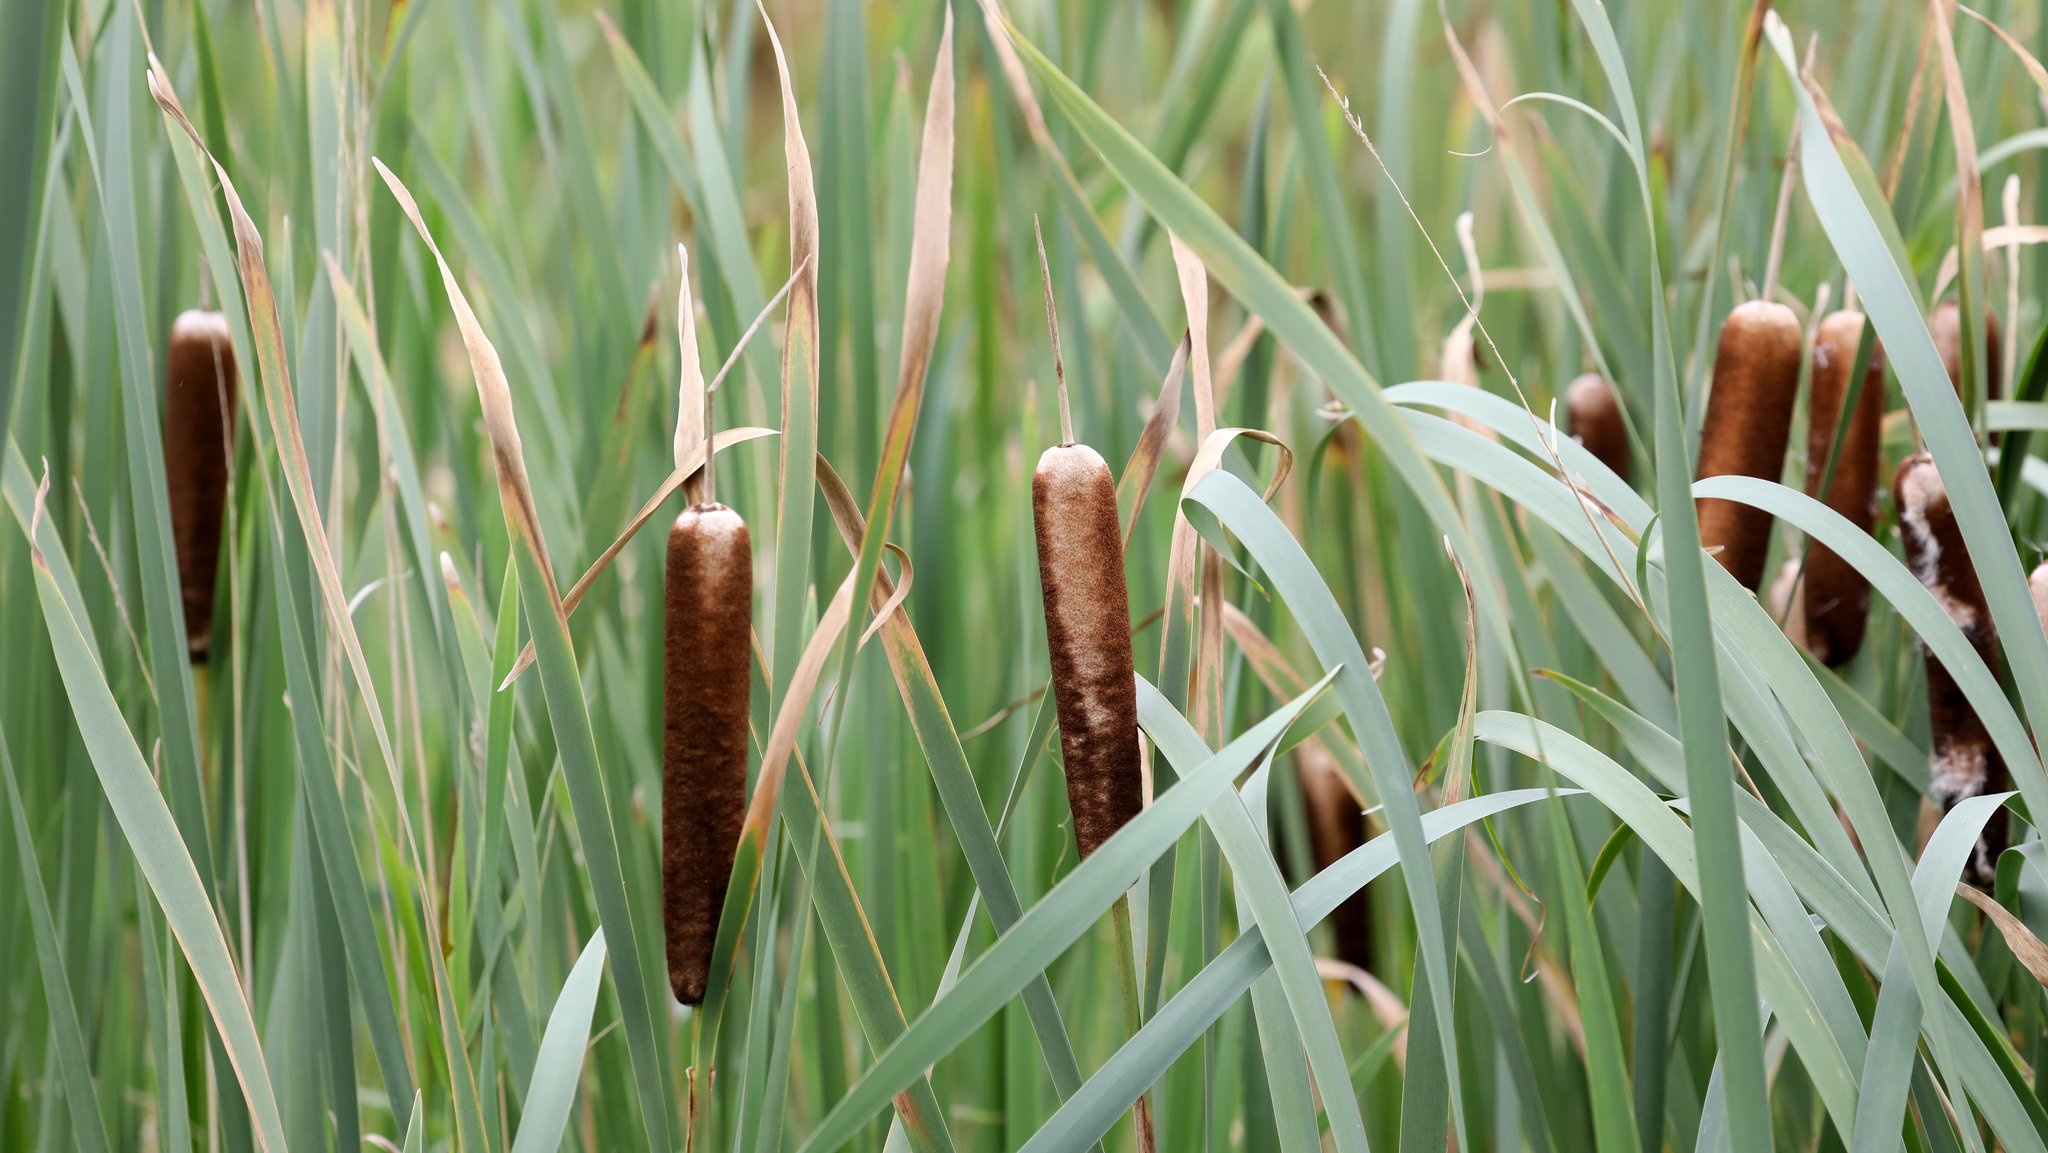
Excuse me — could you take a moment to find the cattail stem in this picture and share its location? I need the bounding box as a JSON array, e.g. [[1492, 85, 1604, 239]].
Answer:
[[702, 341, 719, 508], [1798, 311, 1885, 665], [164, 310, 239, 662], [1109, 896, 1155, 1153], [1034, 207, 1147, 1146], [1695, 300, 1802, 590], [664, 504, 754, 1003], [1034, 215, 1073, 445], [1895, 455, 2008, 887]]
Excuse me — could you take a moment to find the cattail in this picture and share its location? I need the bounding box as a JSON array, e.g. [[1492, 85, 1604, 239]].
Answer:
[[163, 310, 239, 662], [1696, 300, 1802, 590], [1032, 217, 1141, 860], [1035, 443, 1143, 858], [1929, 300, 2002, 403], [663, 503, 753, 1004], [1894, 455, 2008, 887], [1296, 745, 1371, 970], [1798, 311, 1885, 665], [1564, 373, 1629, 482]]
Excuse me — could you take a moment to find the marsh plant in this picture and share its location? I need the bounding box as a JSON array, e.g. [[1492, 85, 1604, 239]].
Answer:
[[11, 0, 2048, 1150]]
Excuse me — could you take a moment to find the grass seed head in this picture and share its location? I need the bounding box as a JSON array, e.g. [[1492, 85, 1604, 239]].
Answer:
[[1893, 454, 2008, 886], [1798, 310, 1885, 665], [163, 309, 239, 662], [1695, 300, 1802, 590], [1033, 442, 1142, 860], [1564, 373, 1628, 482], [663, 502, 754, 1004]]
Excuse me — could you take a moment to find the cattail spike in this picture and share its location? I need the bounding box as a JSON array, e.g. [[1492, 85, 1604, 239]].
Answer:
[[1033, 443, 1140, 858], [664, 503, 754, 1004], [1563, 373, 1628, 482], [1296, 745, 1371, 971], [1894, 455, 2008, 888], [1696, 300, 1802, 590], [1930, 300, 2003, 404], [1798, 311, 1885, 665], [163, 309, 239, 662]]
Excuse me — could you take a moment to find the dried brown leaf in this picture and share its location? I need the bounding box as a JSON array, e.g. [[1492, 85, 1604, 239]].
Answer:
[[1955, 883, 2048, 987], [373, 157, 560, 606], [1117, 334, 1189, 547]]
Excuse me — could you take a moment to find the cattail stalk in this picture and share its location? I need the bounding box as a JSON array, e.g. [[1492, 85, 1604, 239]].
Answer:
[[1798, 311, 1885, 665], [1894, 455, 2008, 886], [163, 310, 239, 662], [1035, 218, 1152, 1152], [1033, 220, 1141, 859], [1564, 373, 1629, 482], [1695, 300, 1802, 590], [663, 503, 753, 1004], [1297, 745, 1371, 970]]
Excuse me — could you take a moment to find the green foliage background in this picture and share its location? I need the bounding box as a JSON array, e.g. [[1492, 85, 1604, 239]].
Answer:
[[7, 0, 2048, 1150]]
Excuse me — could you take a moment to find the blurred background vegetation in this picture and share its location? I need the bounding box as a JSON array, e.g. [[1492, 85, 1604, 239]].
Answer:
[[9, 0, 2048, 1150]]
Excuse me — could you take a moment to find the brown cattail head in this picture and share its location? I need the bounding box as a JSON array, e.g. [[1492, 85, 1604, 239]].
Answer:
[[1565, 373, 1629, 482], [1929, 300, 2002, 404], [1798, 311, 1886, 665], [1696, 300, 1802, 590], [1033, 442, 1142, 860], [663, 503, 754, 1004], [1894, 455, 2008, 886], [1296, 745, 1371, 971], [163, 310, 239, 662]]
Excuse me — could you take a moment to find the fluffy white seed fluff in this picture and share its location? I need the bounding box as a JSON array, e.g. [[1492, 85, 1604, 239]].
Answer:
[[1895, 460, 1977, 630], [172, 308, 232, 344]]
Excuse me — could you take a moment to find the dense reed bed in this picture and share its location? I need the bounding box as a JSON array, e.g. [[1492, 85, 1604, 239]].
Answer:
[[11, 2, 2048, 1151]]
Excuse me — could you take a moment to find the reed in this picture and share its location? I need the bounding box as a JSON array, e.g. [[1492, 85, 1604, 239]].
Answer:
[[1894, 455, 2008, 887], [1797, 311, 1884, 665], [162, 309, 238, 662], [1695, 300, 1802, 590]]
